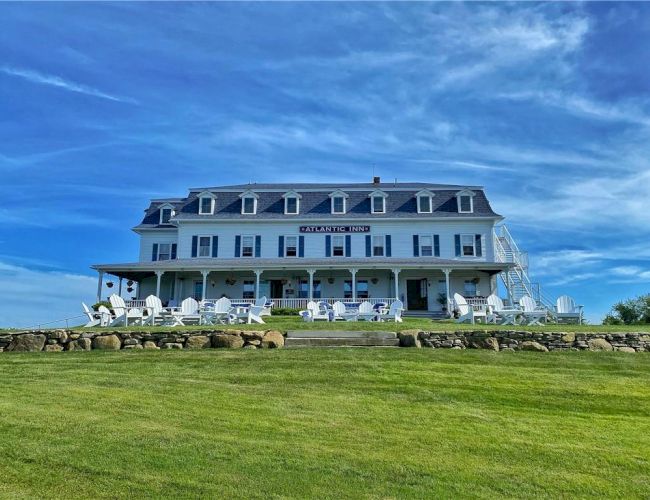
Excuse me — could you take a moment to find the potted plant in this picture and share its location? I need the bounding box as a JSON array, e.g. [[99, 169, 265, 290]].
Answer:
[[437, 293, 448, 314]]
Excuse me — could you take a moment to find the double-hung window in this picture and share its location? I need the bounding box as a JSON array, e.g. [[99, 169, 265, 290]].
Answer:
[[198, 236, 211, 257], [464, 280, 477, 297], [285, 197, 298, 214], [371, 195, 385, 214], [199, 197, 214, 215], [417, 195, 432, 213], [372, 235, 385, 256], [332, 196, 345, 214], [243, 280, 255, 299], [461, 234, 476, 256], [459, 195, 473, 213], [420, 235, 434, 257], [241, 236, 255, 257], [298, 280, 321, 299], [285, 236, 298, 257], [158, 243, 171, 261], [242, 197, 256, 215], [160, 207, 173, 223], [332, 235, 345, 256]]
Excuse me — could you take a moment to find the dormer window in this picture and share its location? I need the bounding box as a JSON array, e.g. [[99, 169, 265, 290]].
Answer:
[[239, 190, 259, 215], [329, 189, 349, 214], [159, 206, 173, 224], [456, 189, 476, 213], [197, 191, 216, 215], [415, 190, 434, 214], [369, 190, 387, 214], [282, 190, 302, 215]]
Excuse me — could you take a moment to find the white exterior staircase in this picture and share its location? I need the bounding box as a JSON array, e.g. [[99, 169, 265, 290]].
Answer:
[[493, 225, 553, 309]]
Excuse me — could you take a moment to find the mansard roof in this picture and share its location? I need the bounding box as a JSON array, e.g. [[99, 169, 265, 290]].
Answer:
[[134, 181, 501, 229]]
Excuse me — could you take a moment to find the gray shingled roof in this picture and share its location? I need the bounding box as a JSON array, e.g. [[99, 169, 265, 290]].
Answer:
[[134, 182, 501, 229]]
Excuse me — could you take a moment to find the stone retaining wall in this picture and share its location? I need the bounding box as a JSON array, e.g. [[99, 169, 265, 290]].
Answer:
[[0, 330, 285, 352], [398, 330, 650, 352]]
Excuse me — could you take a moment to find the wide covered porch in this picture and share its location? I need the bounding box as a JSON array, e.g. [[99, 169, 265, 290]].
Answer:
[[92, 258, 511, 314]]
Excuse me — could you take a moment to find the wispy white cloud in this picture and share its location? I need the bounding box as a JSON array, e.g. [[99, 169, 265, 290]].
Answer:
[[0, 65, 137, 104]]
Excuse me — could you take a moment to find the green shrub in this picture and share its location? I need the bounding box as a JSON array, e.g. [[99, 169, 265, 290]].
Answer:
[[92, 301, 112, 312], [603, 294, 650, 324], [271, 307, 302, 316]]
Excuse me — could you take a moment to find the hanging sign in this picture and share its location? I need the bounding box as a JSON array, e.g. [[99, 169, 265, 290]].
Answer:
[[299, 225, 370, 233]]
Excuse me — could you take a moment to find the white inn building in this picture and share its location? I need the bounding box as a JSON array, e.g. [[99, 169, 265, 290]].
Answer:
[[93, 178, 547, 314]]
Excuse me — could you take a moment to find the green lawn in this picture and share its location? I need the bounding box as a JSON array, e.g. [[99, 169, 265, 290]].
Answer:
[[1, 349, 649, 498]]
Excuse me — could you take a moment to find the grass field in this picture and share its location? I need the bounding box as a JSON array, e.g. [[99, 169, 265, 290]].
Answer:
[[1, 349, 649, 498]]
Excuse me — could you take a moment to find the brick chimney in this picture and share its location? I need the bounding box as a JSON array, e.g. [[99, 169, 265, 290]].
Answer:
[[373, 176, 381, 185]]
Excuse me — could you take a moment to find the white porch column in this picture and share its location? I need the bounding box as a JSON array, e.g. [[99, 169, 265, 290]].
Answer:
[[118, 277, 123, 296], [442, 268, 452, 315], [350, 268, 358, 301], [254, 269, 263, 299], [307, 268, 316, 301], [391, 268, 401, 300], [155, 270, 165, 298], [96, 271, 104, 302], [201, 270, 209, 300]]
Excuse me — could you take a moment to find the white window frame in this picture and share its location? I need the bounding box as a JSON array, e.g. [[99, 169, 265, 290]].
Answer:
[[240, 235, 255, 258], [198, 196, 214, 215], [419, 234, 434, 257], [417, 195, 432, 214], [372, 234, 385, 257], [158, 243, 171, 261], [198, 235, 212, 258], [331, 196, 346, 214], [284, 235, 298, 258], [456, 189, 476, 214], [460, 234, 476, 257], [371, 195, 385, 214], [332, 235, 345, 257], [284, 196, 299, 215], [159, 206, 174, 224], [241, 196, 257, 215]]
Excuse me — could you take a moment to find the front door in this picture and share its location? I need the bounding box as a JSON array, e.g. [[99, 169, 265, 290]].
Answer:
[[407, 279, 428, 310], [270, 280, 284, 298]]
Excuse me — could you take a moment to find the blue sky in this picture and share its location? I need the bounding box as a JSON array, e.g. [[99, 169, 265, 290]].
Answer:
[[1, 2, 649, 326]]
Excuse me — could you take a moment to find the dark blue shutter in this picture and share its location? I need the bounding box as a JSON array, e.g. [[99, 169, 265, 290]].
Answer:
[[475, 234, 482, 257], [345, 235, 351, 257], [365, 235, 371, 257], [385, 235, 391, 257], [325, 235, 331, 257], [171, 243, 177, 260], [454, 235, 461, 257], [191, 236, 198, 258], [254, 236, 261, 257], [211, 236, 218, 258], [434, 235, 440, 257], [299, 236, 305, 257], [152, 243, 158, 261], [235, 235, 241, 257], [413, 235, 419, 257], [278, 236, 284, 257]]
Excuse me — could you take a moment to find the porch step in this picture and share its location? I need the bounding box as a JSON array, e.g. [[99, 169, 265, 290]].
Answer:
[[285, 330, 399, 348], [286, 330, 396, 339]]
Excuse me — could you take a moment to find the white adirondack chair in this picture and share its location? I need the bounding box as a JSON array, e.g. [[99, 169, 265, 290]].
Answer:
[[205, 297, 234, 324], [81, 302, 110, 327], [234, 304, 265, 324], [308, 300, 330, 321], [254, 296, 272, 316], [357, 301, 377, 321], [332, 301, 347, 321], [145, 295, 175, 326], [98, 305, 113, 326], [519, 295, 547, 326], [381, 300, 403, 322], [454, 293, 487, 324], [171, 297, 201, 326], [486, 294, 521, 325], [555, 295, 583, 324], [109, 294, 144, 326]]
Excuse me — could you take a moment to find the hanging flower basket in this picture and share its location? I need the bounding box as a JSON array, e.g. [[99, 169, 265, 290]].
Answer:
[[106, 281, 114, 288], [127, 287, 134, 293], [127, 280, 134, 287]]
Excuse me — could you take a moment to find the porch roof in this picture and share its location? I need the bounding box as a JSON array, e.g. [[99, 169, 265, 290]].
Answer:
[[92, 257, 513, 280]]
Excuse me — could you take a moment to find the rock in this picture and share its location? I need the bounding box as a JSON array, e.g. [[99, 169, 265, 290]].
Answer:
[[616, 346, 636, 353], [247, 339, 261, 346], [8, 334, 46, 352], [123, 338, 139, 346], [241, 331, 265, 342], [561, 332, 576, 343], [520, 341, 549, 353], [243, 344, 257, 349], [92, 335, 122, 350], [212, 334, 245, 349], [123, 344, 144, 350], [161, 343, 183, 349], [143, 341, 160, 350], [470, 337, 499, 351], [67, 338, 92, 351], [398, 330, 421, 348], [588, 338, 613, 352], [48, 330, 68, 343], [185, 336, 211, 349], [44, 344, 64, 352], [261, 331, 285, 348]]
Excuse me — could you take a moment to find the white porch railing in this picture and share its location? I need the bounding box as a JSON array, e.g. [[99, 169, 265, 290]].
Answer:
[[203, 297, 397, 310]]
